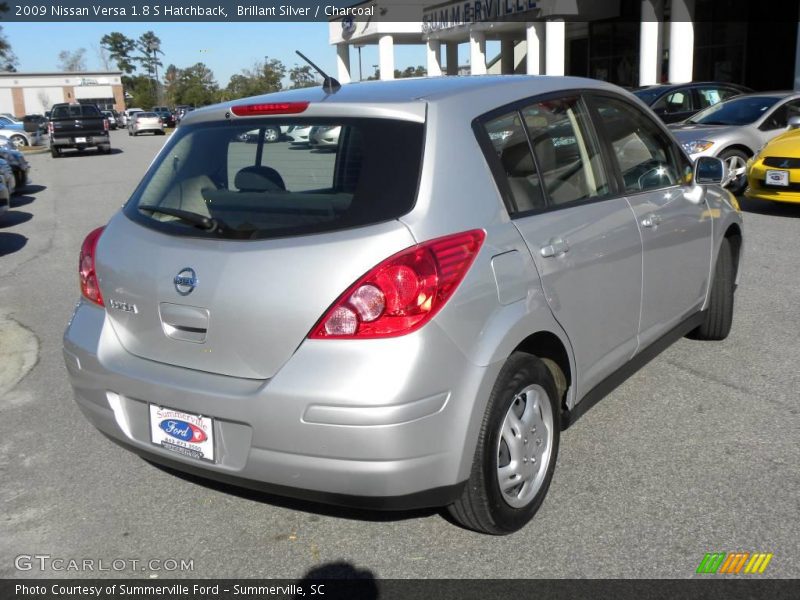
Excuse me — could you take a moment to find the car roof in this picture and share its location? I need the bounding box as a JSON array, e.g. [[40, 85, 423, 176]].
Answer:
[[183, 75, 625, 126]]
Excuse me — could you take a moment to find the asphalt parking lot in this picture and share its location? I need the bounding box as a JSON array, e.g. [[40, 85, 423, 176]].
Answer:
[[0, 130, 798, 579]]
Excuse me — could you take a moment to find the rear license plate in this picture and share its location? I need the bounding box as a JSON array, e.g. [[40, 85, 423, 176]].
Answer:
[[74, 137, 87, 143], [149, 405, 215, 462], [765, 169, 789, 187]]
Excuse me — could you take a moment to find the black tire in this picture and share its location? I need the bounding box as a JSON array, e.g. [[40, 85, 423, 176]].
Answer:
[[719, 149, 749, 196], [50, 145, 60, 158], [13, 169, 23, 190], [690, 238, 735, 341], [448, 352, 561, 535]]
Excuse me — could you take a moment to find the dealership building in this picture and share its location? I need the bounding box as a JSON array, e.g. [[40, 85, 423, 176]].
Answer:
[[330, 0, 800, 91], [0, 71, 125, 117]]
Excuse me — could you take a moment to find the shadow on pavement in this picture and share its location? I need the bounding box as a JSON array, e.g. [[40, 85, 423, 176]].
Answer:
[[0, 211, 32, 228], [53, 148, 124, 158], [0, 232, 27, 257], [738, 196, 800, 218], [294, 562, 378, 598]]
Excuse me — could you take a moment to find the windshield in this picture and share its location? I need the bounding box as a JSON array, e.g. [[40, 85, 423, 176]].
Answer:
[[687, 95, 781, 125], [124, 117, 424, 240]]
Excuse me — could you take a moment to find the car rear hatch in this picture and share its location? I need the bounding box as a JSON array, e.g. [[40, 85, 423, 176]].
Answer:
[[96, 103, 426, 380]]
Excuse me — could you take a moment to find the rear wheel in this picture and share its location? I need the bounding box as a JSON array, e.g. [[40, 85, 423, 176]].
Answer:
[[720, 149, 749, 195], [50, 145, 61, 158], [689, 238, 735, 340], [448, 352, 560, 534]]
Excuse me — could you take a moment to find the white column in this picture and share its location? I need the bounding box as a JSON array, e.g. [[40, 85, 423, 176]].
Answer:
[[446, 42, 459, 75], [545, 19, 565, 76], [526, 22, 545, 75], [501, 38, 515, 74], [470, 30, 487, 75], [639, 0, 661, 86], [795, 20, 800, 89], [379, 35, 395, 80], [426, 39, 442, 77], [336, 44, 351, 84], [668, 0, 694, 83]]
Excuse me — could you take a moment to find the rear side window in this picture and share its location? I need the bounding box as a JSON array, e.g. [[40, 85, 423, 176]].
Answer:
[[51, 104, 101, 118], [124, 118, 424, 239]]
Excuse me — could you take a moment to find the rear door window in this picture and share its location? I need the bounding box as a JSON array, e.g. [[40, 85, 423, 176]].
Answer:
[[125, 118, 424, 240]]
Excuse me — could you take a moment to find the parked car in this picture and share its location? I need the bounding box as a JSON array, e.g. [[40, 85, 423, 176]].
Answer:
[[102, 111, 119, 130], [309, 125, 341, 149], [153, 108, 176, 128], [238, 125, 290, 143], [23, 114, 48, 134], [128, 112, 165, 136], [634, 82, 751, 124], [0, 135, 31, 189], [285, 124, 313, 145], [0, 127, 35, 149], [0, 157, 15, 196], [745, 124, 800, 204], [63, 76, 742, 535], [0, 178, 8, 219], [122, 108, 144, 127], [49, 102, 111, 157], [0, 115, 24, 131], [670, 91, 800, 194]]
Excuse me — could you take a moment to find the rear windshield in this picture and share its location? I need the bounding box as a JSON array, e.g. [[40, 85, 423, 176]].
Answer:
[[137, 112, 157, 118], [51, 104, 101, 118], [124, 118, 424, 240]]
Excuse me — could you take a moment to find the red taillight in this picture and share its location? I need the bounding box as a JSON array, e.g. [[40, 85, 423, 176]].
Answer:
[[48, 121, 53, 134], [310, 230, 485, 339], [79, 227, 105, 306], [230, 102, 309, 116], [103, 118, 109, 131]]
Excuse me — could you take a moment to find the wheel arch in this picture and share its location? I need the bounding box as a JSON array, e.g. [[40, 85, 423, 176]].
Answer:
[[512, 331, 572, 413], [718, 144, 754, 159], [724, 222, 743, 283]]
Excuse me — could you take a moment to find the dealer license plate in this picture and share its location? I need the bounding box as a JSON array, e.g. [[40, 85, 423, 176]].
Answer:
[[74, 137, 87, 143], [149, 405, 215, 462], [765, 169, 789, 187]]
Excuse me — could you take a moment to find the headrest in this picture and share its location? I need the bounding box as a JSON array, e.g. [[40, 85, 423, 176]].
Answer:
[[235, 165, 286, 192], [501, 142, 535, 177]]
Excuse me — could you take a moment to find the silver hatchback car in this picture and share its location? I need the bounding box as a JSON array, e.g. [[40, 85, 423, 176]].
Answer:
[[64, 76, 743, 534]]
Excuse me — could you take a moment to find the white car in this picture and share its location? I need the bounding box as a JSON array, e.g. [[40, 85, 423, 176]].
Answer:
[[0, 127, 35, 148]]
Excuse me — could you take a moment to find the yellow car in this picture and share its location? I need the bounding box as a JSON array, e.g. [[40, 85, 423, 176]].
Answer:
[[746, 128, 800, 203]]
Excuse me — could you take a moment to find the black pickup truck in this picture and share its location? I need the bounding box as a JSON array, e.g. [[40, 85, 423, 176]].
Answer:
[[49, 103, 111, 157]]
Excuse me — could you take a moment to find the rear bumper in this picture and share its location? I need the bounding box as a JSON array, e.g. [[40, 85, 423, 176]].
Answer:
[[63, 301, 496, 509], [51, 134, 109, 148]]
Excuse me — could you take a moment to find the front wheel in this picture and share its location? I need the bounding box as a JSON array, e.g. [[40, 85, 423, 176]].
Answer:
[[448, 352, 561, 534], [263, 126, 280, 143], [10, 135, 28, 148], [719, 149, 749, 195], [689, 238, 735, 340]]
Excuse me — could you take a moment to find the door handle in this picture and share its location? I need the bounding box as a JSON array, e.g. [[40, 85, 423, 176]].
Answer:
[[641, 213, 662, 228], [540, 238, 570, 258]]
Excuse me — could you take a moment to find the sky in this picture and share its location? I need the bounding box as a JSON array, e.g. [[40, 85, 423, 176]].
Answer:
[[1, 22, 460, 86]]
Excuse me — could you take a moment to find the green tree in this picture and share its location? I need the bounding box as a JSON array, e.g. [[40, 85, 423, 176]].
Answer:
[[135, 31, 163, 81], [289, 65, 317, 89], [100, 32, 137, 74], [57, 48, 87, 71], [171, 62, 218, 107], [127, 74, 157, 109], [221, 58, 286, 101], [0, 25, 18, 72]]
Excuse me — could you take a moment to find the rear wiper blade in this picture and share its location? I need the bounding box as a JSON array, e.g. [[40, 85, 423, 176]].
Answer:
[[138, 205, 218, 231]]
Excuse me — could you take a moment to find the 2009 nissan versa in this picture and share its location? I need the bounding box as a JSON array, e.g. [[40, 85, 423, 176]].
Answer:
[[63, 75, 743, 534]]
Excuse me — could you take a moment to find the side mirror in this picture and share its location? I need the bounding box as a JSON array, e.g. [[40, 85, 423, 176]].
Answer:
[[694, 156, 727, 185], [789, 115, 800, 130]]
